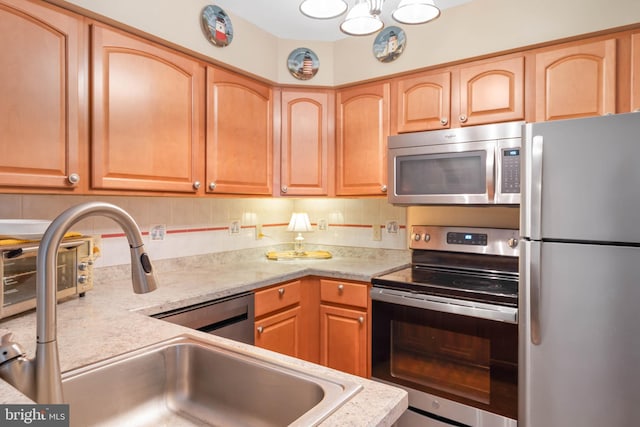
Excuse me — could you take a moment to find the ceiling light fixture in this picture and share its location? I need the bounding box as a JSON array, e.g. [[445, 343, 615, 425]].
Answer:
[[300, 0, 441, 36]]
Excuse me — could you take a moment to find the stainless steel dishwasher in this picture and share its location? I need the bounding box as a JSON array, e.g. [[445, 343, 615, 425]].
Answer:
[[152, 292, 254, 345]]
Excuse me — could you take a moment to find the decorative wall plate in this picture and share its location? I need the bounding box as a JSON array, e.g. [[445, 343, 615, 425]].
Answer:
[[373, 26, 406, 63], [287, 48, 319, 80], [201, 5, 233, 47]]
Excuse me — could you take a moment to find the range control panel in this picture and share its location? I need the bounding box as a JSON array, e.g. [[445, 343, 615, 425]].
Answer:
[[410, 225, 520, 256]]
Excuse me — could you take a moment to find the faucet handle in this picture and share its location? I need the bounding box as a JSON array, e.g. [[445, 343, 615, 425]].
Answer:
[[0, 330, 26, 364]]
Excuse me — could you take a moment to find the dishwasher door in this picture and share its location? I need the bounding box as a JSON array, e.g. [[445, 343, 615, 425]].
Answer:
[[153, 292, 255, 345]]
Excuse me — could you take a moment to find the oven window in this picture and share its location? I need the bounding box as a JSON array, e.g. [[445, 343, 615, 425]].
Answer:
[[372, 299, 518, 420], [391, 321, 491, 404], [396, 151, 487, 195]]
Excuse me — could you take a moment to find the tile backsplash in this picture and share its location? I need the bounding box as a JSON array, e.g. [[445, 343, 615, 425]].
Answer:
[[0, 195, 407, 267]]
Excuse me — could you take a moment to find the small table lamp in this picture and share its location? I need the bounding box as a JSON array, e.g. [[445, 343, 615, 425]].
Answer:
[[287, 212, 313, 255]]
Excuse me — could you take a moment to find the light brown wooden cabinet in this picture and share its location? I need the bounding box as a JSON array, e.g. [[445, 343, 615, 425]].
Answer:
[[393, 55, 524, 132], [206, 66, 273, 195], [457, 56, 525, 126], [631, 32, 640, 112], [336, 82, 390, 196], [319, 279, 369, 378], [254, 280, 305, 359], [0, 0, 85, 191], [394, 70, 452, 132], [254, 277, 370, 378], [278, 88, 334, 196], [533, 38, 617, 121], [90, 23, 204, 193]]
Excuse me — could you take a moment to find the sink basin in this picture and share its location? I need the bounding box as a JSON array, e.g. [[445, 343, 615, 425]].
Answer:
[[62, 335, 361, 426]]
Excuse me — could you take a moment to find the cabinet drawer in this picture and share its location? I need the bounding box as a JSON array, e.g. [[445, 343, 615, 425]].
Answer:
[[320, 279, 369, 309], [254, 280, 301, 317]]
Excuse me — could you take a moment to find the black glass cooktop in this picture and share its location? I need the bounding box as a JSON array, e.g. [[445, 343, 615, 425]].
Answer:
[[372, 264, 518, 307]]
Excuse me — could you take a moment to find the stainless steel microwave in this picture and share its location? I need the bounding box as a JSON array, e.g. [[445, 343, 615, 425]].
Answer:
[[0, 236, 97, 319], [388, 121, 523, 205]]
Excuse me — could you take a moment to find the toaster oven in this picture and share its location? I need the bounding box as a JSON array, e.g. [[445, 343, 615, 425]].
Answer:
[[0, 236, 97, 319]]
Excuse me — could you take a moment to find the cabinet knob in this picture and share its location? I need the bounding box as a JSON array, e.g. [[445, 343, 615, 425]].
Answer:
[[281, 185, 288, 193], [381, 185, 387, 193], [257, 326, 264, 334], [358, 316, 364, 324], [67, 173, 80, 185], [459, 114, 468, 123], [193, 181, 201, 190], [208, 182, 216, 191], [440, 117, 448, 126], [337, 284, 344, 292], [278, 287, 285, 296]]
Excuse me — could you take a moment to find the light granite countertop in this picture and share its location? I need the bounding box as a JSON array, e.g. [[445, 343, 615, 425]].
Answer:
[[0, 246, 410, 426]]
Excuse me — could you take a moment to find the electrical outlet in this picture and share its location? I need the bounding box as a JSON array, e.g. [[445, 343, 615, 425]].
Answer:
[[318, 219, 328, 231], [372, 224, 382, 241], [385, 220, 399, 234], [229, 220, 240, 235]]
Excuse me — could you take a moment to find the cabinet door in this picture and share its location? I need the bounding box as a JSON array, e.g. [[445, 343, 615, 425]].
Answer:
[[91, 23, 204, 193], [255, 305, 301, 358], [457, 56, 524, 126], [206, 66, 273, 195], [0, 0, 83, 190], [336, 82, 390, 196], [535, 39, 616, 121], [320, 304, 368, 377], [631, 33, 640, 112], [395, 71, 451, 132], [280, 89, 332, 196]]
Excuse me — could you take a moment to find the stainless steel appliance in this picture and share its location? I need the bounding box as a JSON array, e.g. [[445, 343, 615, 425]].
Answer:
[[388, 121, 522, 205], [371, 225, 519, 427], [520, 112, 640, 427], [0, 236, 96, 319], [153, 292, 255, 345]]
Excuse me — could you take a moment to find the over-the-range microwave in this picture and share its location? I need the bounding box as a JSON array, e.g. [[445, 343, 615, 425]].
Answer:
[[0, 236, 97, 319], [387, 121, 523, 205]]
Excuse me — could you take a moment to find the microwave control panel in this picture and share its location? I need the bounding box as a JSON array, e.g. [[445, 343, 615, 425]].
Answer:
[[501, 148, 520, 194]]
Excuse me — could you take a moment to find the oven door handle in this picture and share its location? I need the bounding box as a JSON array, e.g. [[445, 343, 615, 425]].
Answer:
[[370, 287, 518, 324]]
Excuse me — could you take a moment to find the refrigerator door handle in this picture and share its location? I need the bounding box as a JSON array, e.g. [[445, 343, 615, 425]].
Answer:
[[521, 129, 544, 239], [529, 240, 542, 344]]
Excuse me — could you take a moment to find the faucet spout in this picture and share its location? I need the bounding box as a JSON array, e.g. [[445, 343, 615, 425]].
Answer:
[[0, 202, 158, 403]]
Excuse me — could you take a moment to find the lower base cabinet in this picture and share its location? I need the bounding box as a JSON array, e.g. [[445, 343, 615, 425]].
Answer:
[[254, 305, 301, 358], [254, 277, 370, 378], [320, 304, 368, 377]]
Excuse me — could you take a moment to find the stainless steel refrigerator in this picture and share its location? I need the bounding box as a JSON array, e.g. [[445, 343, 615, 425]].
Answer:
[[519, 112, 640, 427]]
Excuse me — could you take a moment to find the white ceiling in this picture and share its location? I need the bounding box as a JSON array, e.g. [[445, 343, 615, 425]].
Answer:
[[212, 0, 472, 42]]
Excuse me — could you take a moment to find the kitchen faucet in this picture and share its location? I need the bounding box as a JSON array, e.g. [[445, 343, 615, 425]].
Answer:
[[0, 202, 158, 403]]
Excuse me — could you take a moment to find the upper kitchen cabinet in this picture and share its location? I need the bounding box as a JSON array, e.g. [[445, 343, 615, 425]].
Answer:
[[393, 70, 452, 132], [279, 88, 334, 196], [91, 23, 204, 193], [0, 0, 84, 191], [336, 82, 390, 196], [206, 66, 273, 195], [392, 54, 523, 132], [534, 38, 616, 121], [631, 32, 640, 112], [456, 55, 525, 126]]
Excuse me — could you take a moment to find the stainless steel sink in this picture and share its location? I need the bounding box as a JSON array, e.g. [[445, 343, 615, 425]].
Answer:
[[62, 335, 361, 426]]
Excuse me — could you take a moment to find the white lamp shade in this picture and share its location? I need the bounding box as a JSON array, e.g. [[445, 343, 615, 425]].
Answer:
[[392, 0, 441, 24], [287, 212, 313, 232], [300, 0, 348, 19], [340, 1, 384, 36]]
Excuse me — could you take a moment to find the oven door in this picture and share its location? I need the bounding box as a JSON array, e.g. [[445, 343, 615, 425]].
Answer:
[[388, 141, 495, 205], [371, 288, 518, 426]]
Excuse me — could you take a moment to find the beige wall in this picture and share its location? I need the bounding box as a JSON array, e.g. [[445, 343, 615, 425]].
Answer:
[[50, 0, 640, 85]]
